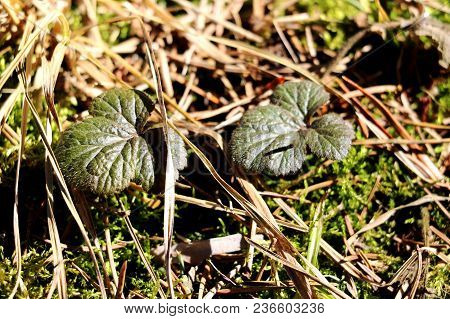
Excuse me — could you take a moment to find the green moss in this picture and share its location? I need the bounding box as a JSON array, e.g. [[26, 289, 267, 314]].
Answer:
[[262, 124, 447, 298], [426, 260, 449, 298], [434, 78, 450, 124], [97, 13, 132, 45], [0, 247, 52, 298]]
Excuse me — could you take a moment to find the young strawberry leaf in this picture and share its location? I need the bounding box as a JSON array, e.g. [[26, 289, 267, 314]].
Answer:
[[272, 80, 329, 121], [55, 89, 157, 195], [306, 113, 354, 160], [229, 104, 308, 175], [230, 80, 354, 175]]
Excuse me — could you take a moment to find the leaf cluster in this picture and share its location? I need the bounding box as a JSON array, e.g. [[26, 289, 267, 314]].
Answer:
[[55, 89, 187, 195], [229, 80, 354, 176]]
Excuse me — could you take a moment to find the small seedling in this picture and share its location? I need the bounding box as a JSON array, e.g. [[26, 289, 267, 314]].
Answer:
[[55, 88, 187, 195], [229, 80, 354, 175]]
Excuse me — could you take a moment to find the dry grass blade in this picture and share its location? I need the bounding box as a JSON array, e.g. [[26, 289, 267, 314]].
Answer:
[[246, 238, 350, 299], [44, 110, 67, 298], [68, 261, 101, 291], [175, 194, 246, 217], [116, 261, 128, 299], [203, 263, 241, 299], [8, 80, 27, 299], [72, 191, 112, 295], [319, 240, 367, 280], [0, 11, 60, 92], [0, 85, 22, 129], [82, 0, 102, 43], [343, 76, 419, 149], [41, 48, 64, 129], [343, 76, 445, 182], [430, 226, 450, 246], [273, 20, 299, 63], [69, 41, 130, 89], [401, 120, 450, 130], [139, 18, 176, 298], [122, 212, 166, 298], [104, 216, 119, 292], [76, 36, 201, 125], [273, 198, 309, 229], [354, 108, 433, 182], [1, 123, 19, 145], [237, 177, 273, 273], [8, 16, 35, 299], [353, 138, 450, 145], [38, 16, 71, 298], [41, 13, 71, 131], [18, 65, 107, 299], [143, 0, 236, 64], [174, 0, 263, 43], [237, 175, 314, 298], [298, 254, 342, 298], [348, 195, 450, 245], [206, 35, 319, 83], [382, 251, 419, 289], [0, 0, 20, 24]]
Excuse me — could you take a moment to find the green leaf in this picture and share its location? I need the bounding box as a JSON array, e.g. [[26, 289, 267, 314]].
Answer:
[[91, 89, 154, 132], [306, 113, 355, 160], [272, 80, 329, 121], [229, 104, 307, 175], [230, 80, 354, 176], [55, 89, 156, 195]]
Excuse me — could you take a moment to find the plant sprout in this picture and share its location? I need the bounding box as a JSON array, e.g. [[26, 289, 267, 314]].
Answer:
[[229, 80, 354, 175], [55, 88, 187, 195]]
